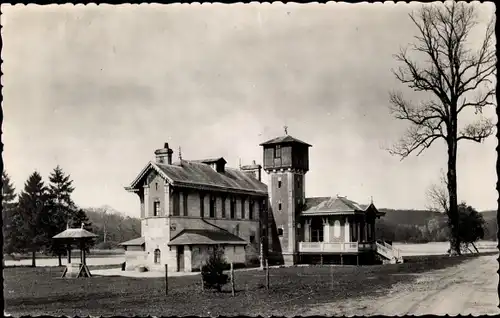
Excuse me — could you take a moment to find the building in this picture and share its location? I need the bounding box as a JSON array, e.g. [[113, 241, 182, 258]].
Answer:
[[121, 143, 267, 272], [122, 134, 402, 272]]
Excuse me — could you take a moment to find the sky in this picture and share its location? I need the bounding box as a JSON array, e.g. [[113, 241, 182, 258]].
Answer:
[[1, 2, 497, 217]]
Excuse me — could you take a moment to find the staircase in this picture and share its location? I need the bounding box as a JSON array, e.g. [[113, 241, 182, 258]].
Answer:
[[375, 241, 404, 264]]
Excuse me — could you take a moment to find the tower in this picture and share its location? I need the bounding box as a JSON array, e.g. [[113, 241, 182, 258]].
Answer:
[[260, 131, 311, 265]]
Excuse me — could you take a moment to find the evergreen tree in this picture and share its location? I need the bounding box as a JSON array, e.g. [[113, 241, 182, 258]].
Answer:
[[16, 171, 50, 267], [47, 166, 78, 265], [2, 170, 20, 255]]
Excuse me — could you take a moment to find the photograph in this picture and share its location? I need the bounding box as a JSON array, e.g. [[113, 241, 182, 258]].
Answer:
[[1, 1, 498, 316]]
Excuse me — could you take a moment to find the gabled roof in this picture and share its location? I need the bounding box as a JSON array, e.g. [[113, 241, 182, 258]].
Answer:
[[125, 160, 267, 195], [302, 196, 384, 216], [119, 237, 145, 246], [168, 229, 247, 246], [259, 135, 312, 147]]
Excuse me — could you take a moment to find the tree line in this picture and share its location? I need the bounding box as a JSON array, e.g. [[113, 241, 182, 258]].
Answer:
[[376, 202, 490, 251], [2, 167, 91, 267]]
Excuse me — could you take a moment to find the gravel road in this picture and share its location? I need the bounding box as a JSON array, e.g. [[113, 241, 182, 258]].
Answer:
[[305, 254, 500, 316]]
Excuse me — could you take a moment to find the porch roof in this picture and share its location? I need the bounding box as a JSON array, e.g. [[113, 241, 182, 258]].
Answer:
[[119, 237, 145, 246], [168, 229, 247, 246], [301, 195, 384, 216]]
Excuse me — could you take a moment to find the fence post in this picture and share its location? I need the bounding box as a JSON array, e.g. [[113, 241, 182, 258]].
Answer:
[[265, 259, 270, 290], [330, 265, 334, 291], [230, 262, 235, 297], [165, 264, 168, 295]]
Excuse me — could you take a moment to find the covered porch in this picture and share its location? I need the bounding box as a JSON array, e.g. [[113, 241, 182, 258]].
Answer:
[[298, 196, 385, 255]]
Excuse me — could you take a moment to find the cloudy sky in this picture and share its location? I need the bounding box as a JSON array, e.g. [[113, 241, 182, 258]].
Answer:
[[2, 2, 496, 217]]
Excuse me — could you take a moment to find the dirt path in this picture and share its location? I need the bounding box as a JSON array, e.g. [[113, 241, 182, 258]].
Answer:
[[305, 254, 500, 316]]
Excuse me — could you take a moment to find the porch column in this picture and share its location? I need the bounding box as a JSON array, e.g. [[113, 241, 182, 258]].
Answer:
[[358, 222, 362, 242], [323, 217, 330, 242], [344, 217, 350, 243], [363, 221, 370, 241], [372, 222, 376, 240], [144, 185, 150, 217], [304, 219, 311, 242]]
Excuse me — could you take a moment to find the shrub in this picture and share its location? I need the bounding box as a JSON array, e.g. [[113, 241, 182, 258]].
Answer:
[[201, 247, 229, 292]]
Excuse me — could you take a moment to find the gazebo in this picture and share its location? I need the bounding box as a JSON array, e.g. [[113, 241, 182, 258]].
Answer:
[[53, 223, 98, 278]]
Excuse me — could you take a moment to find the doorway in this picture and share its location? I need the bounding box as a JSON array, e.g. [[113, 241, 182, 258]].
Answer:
[[177, 246, 185, 271]]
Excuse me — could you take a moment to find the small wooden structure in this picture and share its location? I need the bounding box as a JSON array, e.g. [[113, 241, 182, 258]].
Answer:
[[53, 223, 97, 278]]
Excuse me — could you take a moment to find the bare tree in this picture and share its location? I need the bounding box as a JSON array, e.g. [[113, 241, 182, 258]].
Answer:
[[426, 171, 449, 214], [389, 2, 496, 254]]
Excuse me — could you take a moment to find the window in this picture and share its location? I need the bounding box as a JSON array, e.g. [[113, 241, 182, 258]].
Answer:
[[200, 194, 205, 218], [173, 192, 180, 216], [312, 228, 324, 242], [278, 180, 282, 188], [221, 197, 226, 218], [274, 145, 281, 158], [249, 200, 254, 220], [250, 235, 255, 244], [154, 249, 161, 264], [230, 198, 236, 219], [278, 201, 282, 211], [333, 220, 341, 238], [153, 201, 160, 216], [277, 227, 284, 236], [209, 196, 216, 218], [183, 193, 188, 216], [241, 198, 246, 219], [155, 182, 158, 191]]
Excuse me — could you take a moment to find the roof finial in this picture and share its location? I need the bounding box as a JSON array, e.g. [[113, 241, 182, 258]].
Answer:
[[370, 196, 373, 204], [284, 125, 288, 135], [178, 146, 182, 161], [239, 158, 242, 168], [81, 222, 84, 229], [66, 222, 70, 230]]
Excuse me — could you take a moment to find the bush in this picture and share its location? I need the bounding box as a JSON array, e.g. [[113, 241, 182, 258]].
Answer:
[[201, 247, 229, 292]]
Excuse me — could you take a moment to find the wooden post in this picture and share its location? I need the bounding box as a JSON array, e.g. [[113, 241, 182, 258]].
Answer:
[[201, 274, 205, 291], [230, 262, 235, 297], [340, 254, 343, 266], [356, 255, 359, 266], [67, 245, 71, 264], [265, 259, 270, 290], [330, 265, 334, 291], [320, 254, 323, 265], [165, 264, 168, 295]]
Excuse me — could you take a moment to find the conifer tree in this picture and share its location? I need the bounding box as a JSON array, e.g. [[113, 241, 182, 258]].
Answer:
[[47, 166, 77, 265], [16, 171, 50, 267], [2, 170, 20, 256]]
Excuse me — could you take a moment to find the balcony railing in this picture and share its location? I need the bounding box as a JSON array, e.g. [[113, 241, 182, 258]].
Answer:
[[298, 242, 360, 253]]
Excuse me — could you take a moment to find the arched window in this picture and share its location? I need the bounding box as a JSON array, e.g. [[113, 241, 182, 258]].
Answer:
[[154, 249, 161, 264], [333, 220, 341, 238]]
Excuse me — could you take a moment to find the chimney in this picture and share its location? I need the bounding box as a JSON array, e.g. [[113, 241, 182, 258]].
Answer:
[[240, 160, 262, 181], [154, 142, 174, 165]]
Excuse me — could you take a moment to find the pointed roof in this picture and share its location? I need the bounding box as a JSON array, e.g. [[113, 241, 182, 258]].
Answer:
[[302, 195, 384, 216], [168, 229, 247, 246], [259, 135, 312, 147], [53, 228, 98, 239], [125, 160, 267, 195]]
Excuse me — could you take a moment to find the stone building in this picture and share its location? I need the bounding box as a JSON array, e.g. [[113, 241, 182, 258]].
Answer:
[[122, 133, 402, 272]]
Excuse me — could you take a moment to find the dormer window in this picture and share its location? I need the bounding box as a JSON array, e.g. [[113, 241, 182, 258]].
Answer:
[[274, 145, 281, 159]]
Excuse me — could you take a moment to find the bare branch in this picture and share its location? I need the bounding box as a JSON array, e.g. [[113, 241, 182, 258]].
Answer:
[[457, 117, 495, 142], [426, 172, 449, 214]]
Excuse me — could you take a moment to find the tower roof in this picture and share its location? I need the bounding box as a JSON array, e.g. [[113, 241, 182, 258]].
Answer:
[[259, 135, 312, 147]]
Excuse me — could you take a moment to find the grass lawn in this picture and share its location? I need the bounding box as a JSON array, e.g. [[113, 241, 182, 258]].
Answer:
[[3, 254, 487, 317]]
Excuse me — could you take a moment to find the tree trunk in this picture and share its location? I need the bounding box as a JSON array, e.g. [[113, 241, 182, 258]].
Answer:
[[447, 127, 461, 255], [31, 250, 36, 267]]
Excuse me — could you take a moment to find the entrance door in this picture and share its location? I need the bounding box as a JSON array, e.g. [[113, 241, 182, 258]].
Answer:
[[177, 246, 185, 272]]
